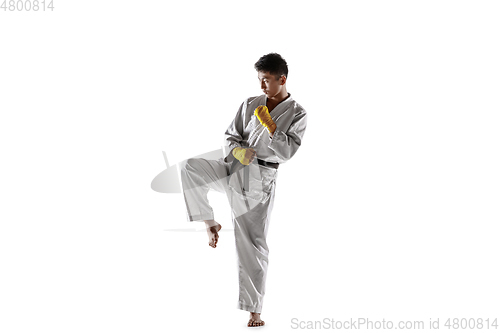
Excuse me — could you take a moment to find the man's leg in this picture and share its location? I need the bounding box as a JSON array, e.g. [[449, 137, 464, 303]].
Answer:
[[228, 178, 276, 326], [180, 157, 230, 247]]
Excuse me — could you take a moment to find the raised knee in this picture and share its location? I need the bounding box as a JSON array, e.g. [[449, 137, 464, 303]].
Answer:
[[181, 158, 200, 173]]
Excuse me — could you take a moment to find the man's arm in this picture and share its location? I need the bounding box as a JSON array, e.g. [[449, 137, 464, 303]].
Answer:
[[224, 102, 244, 147], [224, 101, 247, 162], [267, 110, 307, 162]]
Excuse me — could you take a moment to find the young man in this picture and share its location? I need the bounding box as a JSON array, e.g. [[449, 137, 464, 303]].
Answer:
[[180, 53, 307, 327]]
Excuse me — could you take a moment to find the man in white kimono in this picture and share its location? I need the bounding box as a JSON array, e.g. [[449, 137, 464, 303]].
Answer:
[[180, 53, 307, 327]]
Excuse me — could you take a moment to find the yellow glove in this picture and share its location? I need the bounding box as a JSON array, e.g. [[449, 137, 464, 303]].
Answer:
[[254, 106, 277, 134], [232, 147, 253, 165]]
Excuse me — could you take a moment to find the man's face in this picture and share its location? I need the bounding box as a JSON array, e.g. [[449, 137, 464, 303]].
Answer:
[[258, 71, 285, 98]]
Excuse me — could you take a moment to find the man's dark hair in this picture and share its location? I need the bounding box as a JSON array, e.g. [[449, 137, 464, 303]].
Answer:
[[254, 53, 288, 81]]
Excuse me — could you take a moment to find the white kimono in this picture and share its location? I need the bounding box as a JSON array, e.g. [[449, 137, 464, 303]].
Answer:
[[180, 93, 307, 313], [224, 93, 307, 164]]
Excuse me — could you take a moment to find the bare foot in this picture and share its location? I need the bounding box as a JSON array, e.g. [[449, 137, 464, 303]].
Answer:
[[248, 312, 265, 327], [204, 220, 221, 248]]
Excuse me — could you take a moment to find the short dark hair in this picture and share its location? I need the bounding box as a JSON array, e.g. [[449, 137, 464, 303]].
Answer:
[[254, 53, 288, 81]]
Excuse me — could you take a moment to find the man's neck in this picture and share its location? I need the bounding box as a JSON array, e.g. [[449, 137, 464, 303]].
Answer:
[[267, 90, 289, 106]]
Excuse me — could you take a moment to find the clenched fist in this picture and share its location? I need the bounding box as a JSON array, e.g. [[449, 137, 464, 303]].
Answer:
[[254, 106, 277, 134], [232, 147, 257, 165]]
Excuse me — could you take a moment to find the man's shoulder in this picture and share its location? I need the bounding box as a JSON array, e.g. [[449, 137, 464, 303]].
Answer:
[[244, 95, 265, 106], [291, 100, 306, 113], [286, 98, 306, 118]]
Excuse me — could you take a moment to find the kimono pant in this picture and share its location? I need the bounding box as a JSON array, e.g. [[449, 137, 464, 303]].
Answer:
[[180, 157, 277, 313]]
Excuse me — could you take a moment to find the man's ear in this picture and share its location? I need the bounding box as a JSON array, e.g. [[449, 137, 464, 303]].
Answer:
[[280, 75, 287, 85]]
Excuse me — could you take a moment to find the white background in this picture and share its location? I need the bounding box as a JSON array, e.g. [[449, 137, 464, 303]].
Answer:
[[1, 1, 499, 332]]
